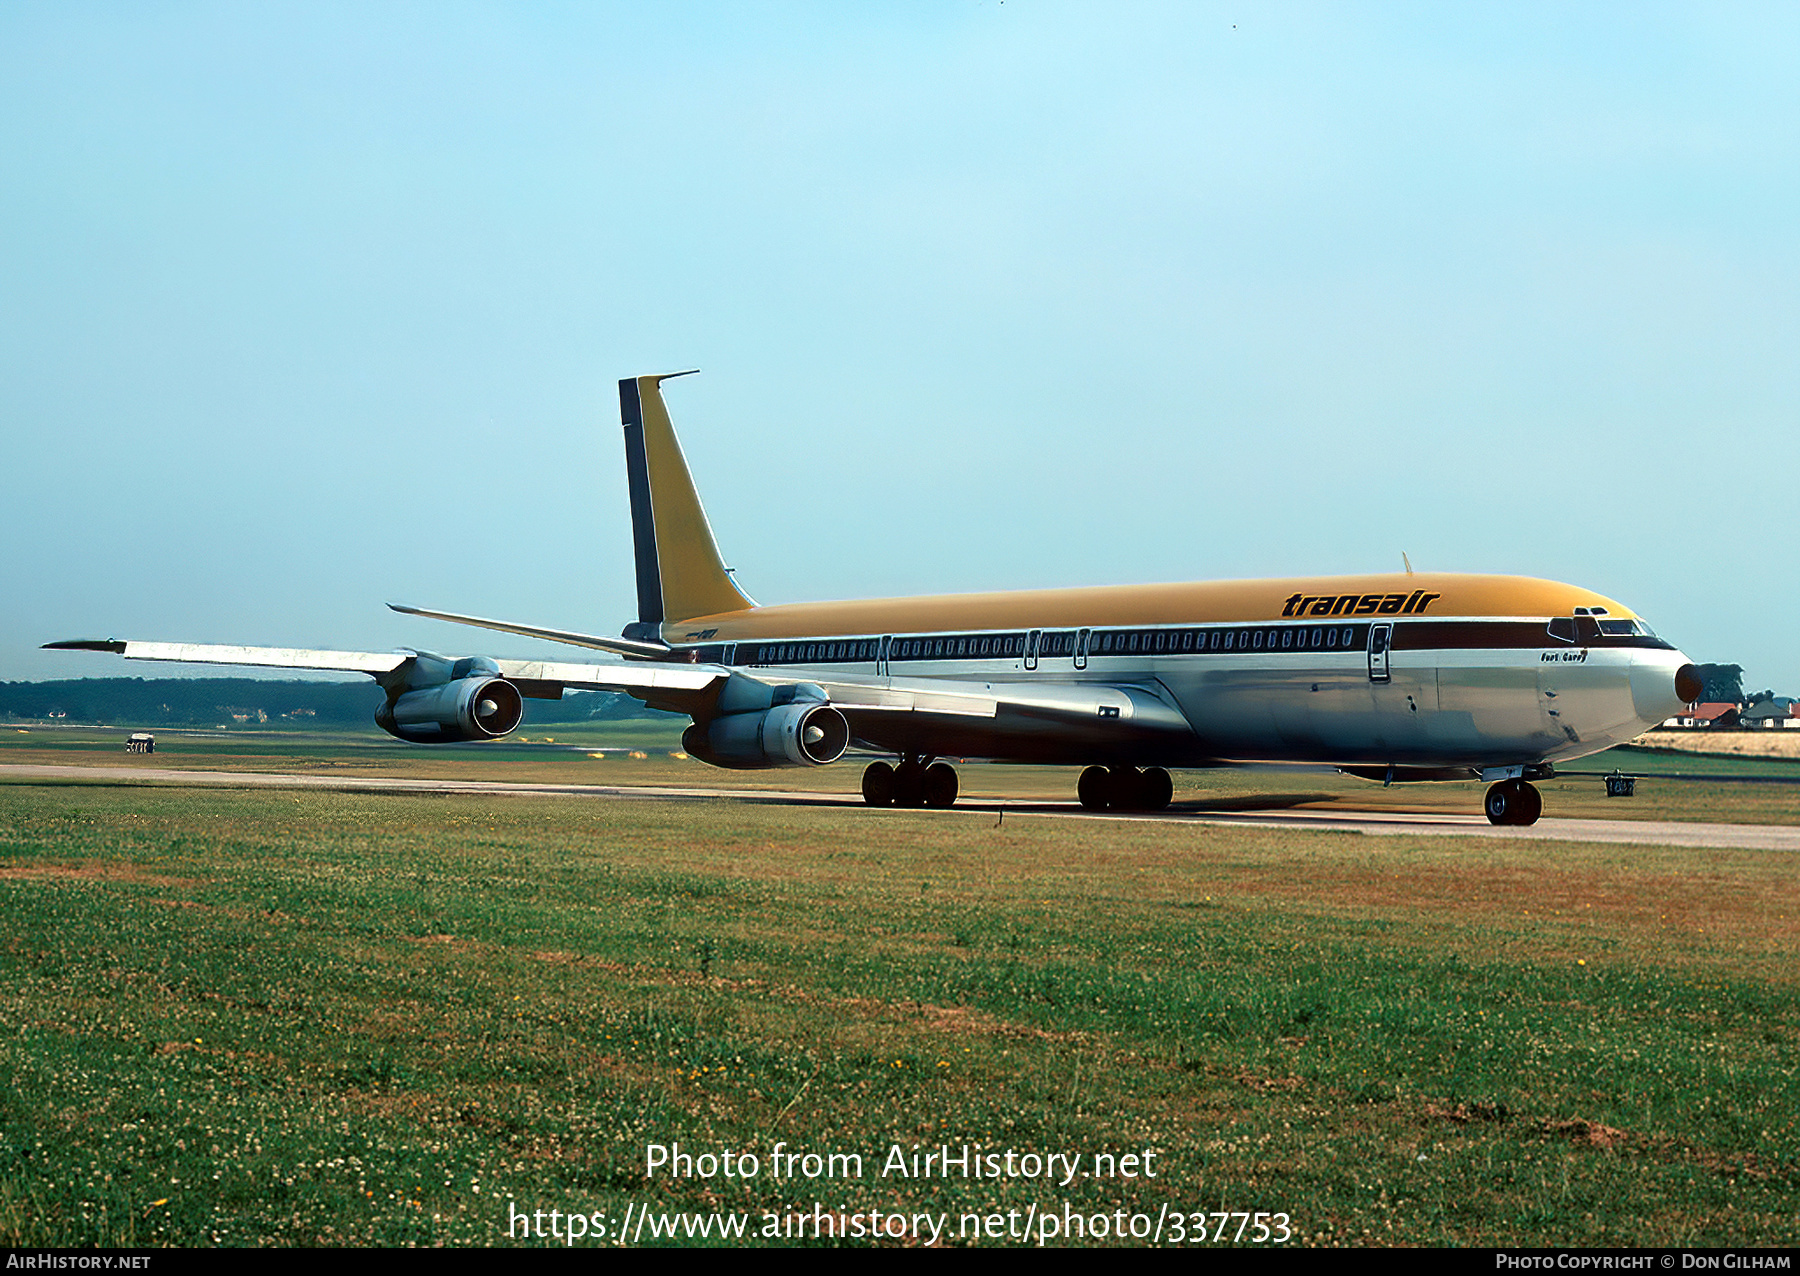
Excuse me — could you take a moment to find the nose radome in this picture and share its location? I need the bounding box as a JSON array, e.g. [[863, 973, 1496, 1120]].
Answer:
[[1632, 656, 1701, 727]]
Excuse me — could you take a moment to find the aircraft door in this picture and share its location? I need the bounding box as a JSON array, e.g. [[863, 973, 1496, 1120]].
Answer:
[[1025, 630, 1040, 671], [1075, 629, 1090, 671], [1368, 623, 1392, 684], [878, 635, 891, 677]]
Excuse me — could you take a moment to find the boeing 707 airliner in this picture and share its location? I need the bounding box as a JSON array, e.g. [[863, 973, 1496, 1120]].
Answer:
[[49, 372, 1701, 826]]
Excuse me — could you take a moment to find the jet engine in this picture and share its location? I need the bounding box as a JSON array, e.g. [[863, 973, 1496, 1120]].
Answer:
[[682, 678, 850, 769], [373, 654, 525, 743]]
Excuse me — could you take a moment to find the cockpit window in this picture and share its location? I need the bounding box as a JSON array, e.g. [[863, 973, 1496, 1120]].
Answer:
[[1546, 617, 1576, 643], [1598, 619, 1656, 638]]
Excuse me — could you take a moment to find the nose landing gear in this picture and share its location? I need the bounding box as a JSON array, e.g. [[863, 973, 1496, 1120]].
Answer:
[[1484, 779, 1542, 826]]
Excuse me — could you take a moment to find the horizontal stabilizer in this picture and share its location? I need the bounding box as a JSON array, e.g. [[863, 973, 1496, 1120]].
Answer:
[[387, 603, 674, 660]]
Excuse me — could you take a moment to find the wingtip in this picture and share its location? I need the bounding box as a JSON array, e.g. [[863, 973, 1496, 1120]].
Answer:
[[42, 639, 127, 653]]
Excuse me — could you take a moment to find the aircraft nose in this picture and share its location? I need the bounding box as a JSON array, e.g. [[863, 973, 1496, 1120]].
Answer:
[[1632, 656, 1702, 726]]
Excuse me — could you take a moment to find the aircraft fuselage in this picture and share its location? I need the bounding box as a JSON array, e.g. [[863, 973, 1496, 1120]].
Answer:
[[657, 571, 1696, 775]]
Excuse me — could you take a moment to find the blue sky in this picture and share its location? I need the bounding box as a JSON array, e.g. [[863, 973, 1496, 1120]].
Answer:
[[3, 3, 1796, 690]]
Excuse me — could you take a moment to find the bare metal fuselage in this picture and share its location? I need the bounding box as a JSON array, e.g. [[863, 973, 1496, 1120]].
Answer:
[[685, 608, 1693, 774]]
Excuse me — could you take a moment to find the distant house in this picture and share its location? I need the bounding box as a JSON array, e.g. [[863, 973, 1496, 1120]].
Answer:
[[1688, 703, 1741, 729], [1648, 705, 1735, 727], [126, 733, 155, 754], [1741, 697, 1799, 729], [1663, 693, 1800, 730]]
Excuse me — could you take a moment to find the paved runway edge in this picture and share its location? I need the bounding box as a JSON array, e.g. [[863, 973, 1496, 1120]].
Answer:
[[4, 764, 1797, 852]]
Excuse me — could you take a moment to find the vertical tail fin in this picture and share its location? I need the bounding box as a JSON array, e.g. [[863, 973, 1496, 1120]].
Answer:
[[619, 372, 755, 631]]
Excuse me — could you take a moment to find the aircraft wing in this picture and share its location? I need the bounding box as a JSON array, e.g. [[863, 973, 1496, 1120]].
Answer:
[[38, 638, 1032, 716], [42, 639, 411, 674], [41, 639, 724, 705], [42, 638, 1197, 760]]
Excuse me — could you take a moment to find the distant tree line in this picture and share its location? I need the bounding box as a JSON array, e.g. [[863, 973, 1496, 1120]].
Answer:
[[1694, 664, 1745, 705], [0, 678, 674, 729]]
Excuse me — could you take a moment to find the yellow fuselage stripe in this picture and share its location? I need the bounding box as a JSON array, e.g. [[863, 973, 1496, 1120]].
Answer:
[[660, 573, 1633, 642]]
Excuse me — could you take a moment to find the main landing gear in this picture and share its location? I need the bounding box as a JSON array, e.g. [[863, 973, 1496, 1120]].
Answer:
[[1078, 765, 1173, 813], [862, 757, 959, 808], [1484, 779, 1542, 826]]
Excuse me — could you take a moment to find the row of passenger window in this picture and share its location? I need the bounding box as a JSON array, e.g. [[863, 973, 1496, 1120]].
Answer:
[[733, 634, 1030, 666], [689, 624, 1373, 666], [1092, 624, 1370, 655]]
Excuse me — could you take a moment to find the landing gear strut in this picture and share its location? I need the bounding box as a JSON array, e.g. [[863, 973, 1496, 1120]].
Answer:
[[1484, 779, 1542, 826], [1077, 765, 1173, 812], [863, 758, 958, 808]]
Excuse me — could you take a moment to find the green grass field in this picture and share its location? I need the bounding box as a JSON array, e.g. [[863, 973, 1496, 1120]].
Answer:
[[3, 728, 1799, 1248]]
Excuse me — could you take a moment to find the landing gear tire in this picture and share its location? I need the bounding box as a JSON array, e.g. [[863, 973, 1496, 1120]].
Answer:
[[1484, 779, 1542, 826], [1078, 766, 1110, 811], [1140, 767, 1174, 812], [862, 761, 895, 807], [922, 762, 959, 808], [1077, 766, 1173, 812], [1108, 766, 1142, 811], [893, 760, 926, 808], [1483, 783, 1511, 825], [1516, 781, 1542, 825]]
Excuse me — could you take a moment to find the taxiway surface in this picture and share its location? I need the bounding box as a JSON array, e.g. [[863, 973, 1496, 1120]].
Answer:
[[5, 763, 1796, 852]]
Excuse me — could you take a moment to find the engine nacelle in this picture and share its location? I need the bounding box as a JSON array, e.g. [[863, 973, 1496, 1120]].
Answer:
[[375, 674, 524, 743], [683, 700, 851, 769]]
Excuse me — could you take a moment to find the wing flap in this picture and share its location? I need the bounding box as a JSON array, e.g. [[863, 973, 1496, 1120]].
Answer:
[[492, 658, 722, 694]]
